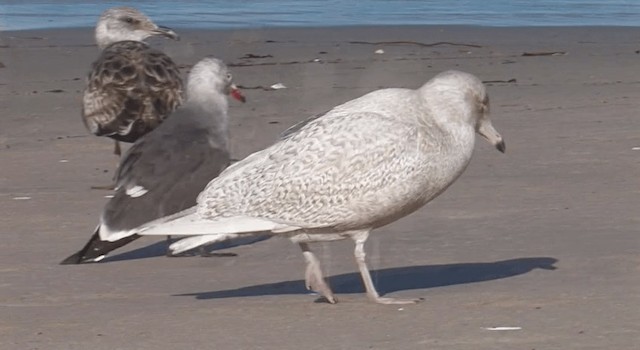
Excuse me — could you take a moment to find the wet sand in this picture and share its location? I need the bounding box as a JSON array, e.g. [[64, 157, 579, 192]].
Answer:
[[0, 25, 638, 349]]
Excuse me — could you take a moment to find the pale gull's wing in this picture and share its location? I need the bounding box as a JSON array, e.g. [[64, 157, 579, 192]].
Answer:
[[279, 110, 329, 140], [139, 107, 449, 241], [82, 41, 183, 143], [199, 111, 433, 228]]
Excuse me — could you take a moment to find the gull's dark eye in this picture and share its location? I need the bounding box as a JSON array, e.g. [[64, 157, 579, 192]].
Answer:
[[122, 16, 136, 24], [226, 73, 232, 81]]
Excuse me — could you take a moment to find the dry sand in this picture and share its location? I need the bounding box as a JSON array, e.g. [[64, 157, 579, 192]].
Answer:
[[0, 25, 638, 349]]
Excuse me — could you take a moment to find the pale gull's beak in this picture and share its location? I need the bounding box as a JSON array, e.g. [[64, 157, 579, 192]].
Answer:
[[152, 25, 180, 40], [478, 119, 506, 153], [230, 84, 246, 103]]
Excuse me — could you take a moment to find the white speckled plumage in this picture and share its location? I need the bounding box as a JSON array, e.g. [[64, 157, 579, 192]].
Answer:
[[138, 70, 506, 304]]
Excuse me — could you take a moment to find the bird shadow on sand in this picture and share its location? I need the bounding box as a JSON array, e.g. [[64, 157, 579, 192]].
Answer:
[[102, 235, 272, 262], [176, 257, 558, 300]]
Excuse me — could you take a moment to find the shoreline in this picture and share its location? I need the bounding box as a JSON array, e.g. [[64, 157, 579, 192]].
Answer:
[[3, 23, 640, 34], [3, 25, 638, 57]]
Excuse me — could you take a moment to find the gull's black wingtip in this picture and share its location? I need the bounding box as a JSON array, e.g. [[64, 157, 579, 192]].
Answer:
[[59, 229, 141, 265], [60, 251, 84, 265]]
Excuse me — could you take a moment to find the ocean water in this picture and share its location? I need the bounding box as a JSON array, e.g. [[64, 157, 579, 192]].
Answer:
[[1, 0, 639, 31]]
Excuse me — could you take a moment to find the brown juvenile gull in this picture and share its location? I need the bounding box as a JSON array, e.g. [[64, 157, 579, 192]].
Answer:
[[61, 57, 246, 265], [82, 7, 183, 158], [133, 70, 505, 304]]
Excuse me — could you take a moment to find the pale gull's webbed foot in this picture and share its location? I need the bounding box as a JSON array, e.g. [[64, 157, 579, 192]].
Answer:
[[350, 230, 422, 305], [299, 243, 337, 304], [198, 245, 238, 257], [369, 296, 423, 305]]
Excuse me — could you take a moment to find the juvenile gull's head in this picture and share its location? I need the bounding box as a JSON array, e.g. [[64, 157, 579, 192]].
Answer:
[[95, 7, 179, 50]]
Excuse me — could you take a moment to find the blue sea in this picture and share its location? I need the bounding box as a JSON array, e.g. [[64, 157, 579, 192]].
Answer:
[[1, 0, 639, 31]]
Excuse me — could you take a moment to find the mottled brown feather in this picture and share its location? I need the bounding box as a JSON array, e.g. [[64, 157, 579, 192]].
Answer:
[[82, 41, 183, 142]]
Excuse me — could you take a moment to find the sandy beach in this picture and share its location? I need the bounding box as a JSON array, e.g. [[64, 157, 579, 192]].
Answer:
[[0, 25, 638, 349]]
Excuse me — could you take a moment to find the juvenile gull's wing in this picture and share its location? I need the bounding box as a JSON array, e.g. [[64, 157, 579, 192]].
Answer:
[[82, 41, 183, 143]]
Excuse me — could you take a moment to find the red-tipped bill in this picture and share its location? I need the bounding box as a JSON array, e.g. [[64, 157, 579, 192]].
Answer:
[[230, 85, 246, 103]]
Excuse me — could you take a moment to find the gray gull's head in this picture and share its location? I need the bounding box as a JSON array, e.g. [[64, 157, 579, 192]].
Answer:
[[187, 57, 246, 104]]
